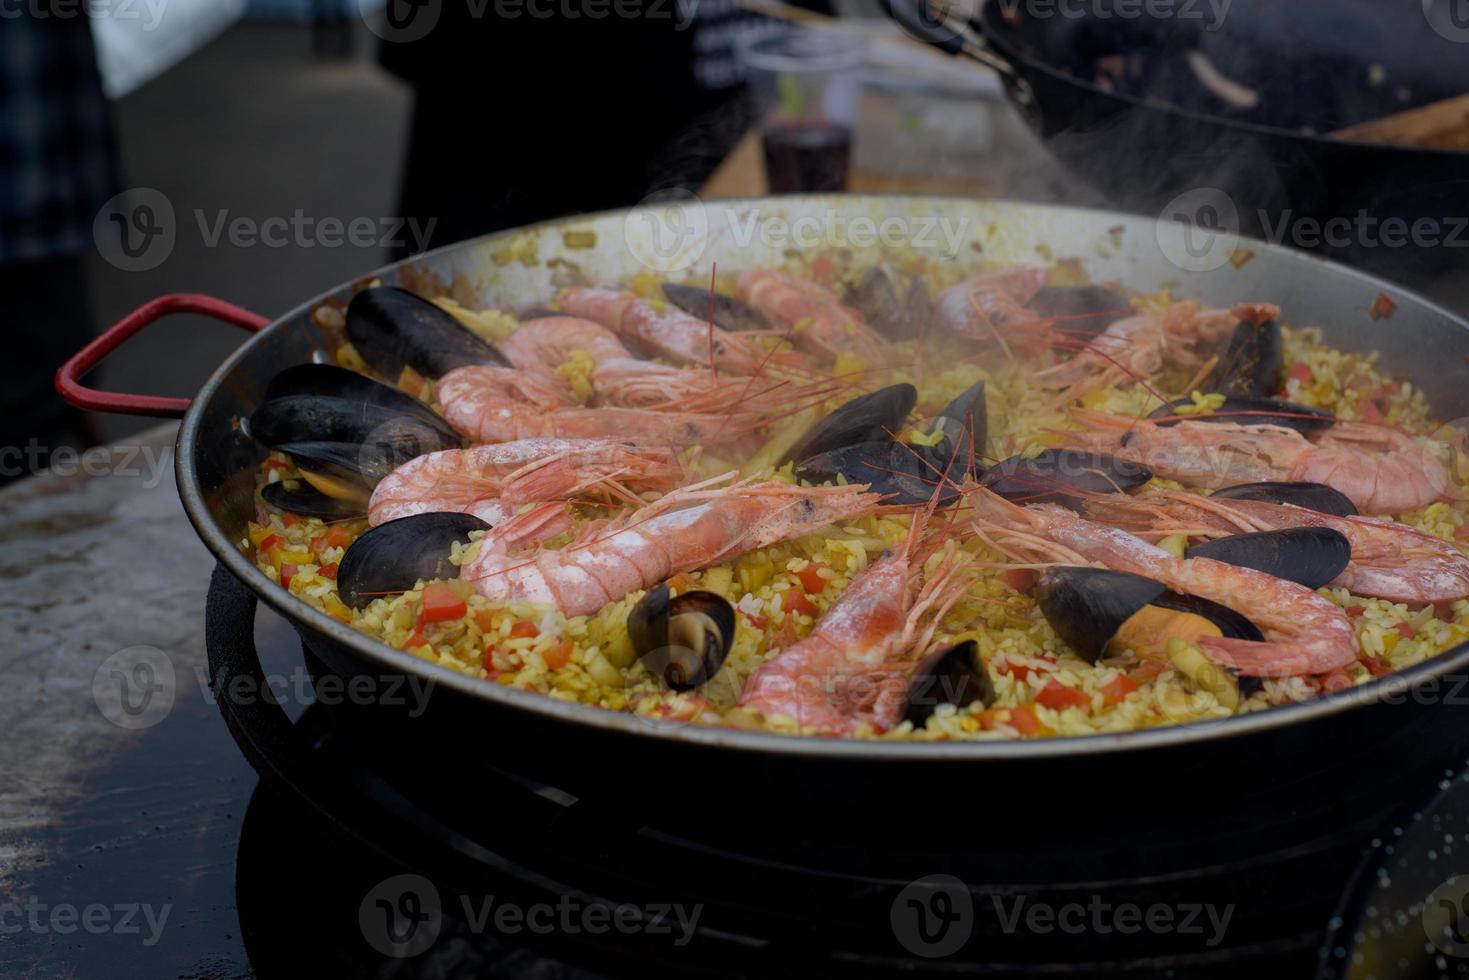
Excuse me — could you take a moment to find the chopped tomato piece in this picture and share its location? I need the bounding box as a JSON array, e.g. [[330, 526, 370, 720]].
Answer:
[[1361, 655, 1391, 677], [1287, 362, 1313, 385], [316, 563, 338, 580], [281, 511, 301, 527], [795, 565, 827, 594], [1345, 605, 1367, 618], [258, 534, 281, 555], [324, 525, 354, 549], [783, 591, 820, 618], [405, 630, 429, 648], [979, 705, 1042, 735], [472, 608, 497, 632], [280, 564, 298, 590], [543, 638, 573, 670], [742, 611, 769, 631], [309, 536, 327, 557], [419, 583, 467, 625], [1393, 621, 1416, 639], [1319, 670, 1354, 693], [1035, 679, 1090, 711], [509, 621, 540, 639], [997, 568, 1037, 593], [997, 656, 1055, 682], [1369, 293, 1397, 320], [1100, 674, 1140, 704]]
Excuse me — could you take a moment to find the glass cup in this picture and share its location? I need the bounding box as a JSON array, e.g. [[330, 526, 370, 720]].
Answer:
[[738, 28, 866, 194]]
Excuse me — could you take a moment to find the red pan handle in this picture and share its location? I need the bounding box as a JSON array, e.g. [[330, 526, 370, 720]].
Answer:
[[56, 293, 270, 419]]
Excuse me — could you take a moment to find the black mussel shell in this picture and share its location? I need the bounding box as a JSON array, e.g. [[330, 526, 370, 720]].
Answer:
[[1034, 566, 1261, 664], [981, 449, 1152, 509], [780, 383, 918, 466], [796, 441, 959, 507], [627, 584, 736, 691], [346, 286, 508, 379], [336, 512, 489, 609], [1147, 397, 1334, 435], [661, 283, 773, 333], [250, 393, 458, 453], [926, 381, 987, 477], [1187, 527, 1351, 590], [261, 478, 363, 518], [845, 266, 933, 341], [904, 640, 994, 727], [1026, 284, 1131, 340], [1202, 318, 1281, 398], [264, 364, 455, 435], [1211, 481, 1357, 517]]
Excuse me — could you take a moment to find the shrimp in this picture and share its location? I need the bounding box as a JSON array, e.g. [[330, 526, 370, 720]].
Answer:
[[738, 268, 892, 366], [436, 365, 762, 446], [496, 316, 755, 410], [1058, 409, 1451, 515], [367, 438, 684, 526], [557, 287, 788, 375], [934, 266, 1050, 350], [461, 477, 880, 617], [968, 487, 1359, 676], [1081, 488, 1469, 605], [737, 520, 976, 736]]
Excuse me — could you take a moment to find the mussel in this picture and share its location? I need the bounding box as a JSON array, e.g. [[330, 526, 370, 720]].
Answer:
[[903, 640, 994, 727], [1211, 481, 1357, 517], [844, 265, 934, 340], [1034, 566, 1262, 665], [1187, 527, 1351, 590], [260, 478, 363, 519], [627, 583, 736, 691], [980, 449, 1153, 509], [335, 512, 489, 608], [780, 383, 917, 467], [1146, 396, 1334, 435], [1200, 316, 1281, 398], [249, 363, 462, 510], [1025, 284, 1131, 340], [661, 283, 772, 333], [346, 285, 508, 379]]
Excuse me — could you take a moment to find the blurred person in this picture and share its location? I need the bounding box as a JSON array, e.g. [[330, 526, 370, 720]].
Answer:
[[0, 14, 120, 483]]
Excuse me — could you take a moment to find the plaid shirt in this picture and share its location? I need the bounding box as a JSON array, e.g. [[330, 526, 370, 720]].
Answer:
[[0, 15, 118, 264]]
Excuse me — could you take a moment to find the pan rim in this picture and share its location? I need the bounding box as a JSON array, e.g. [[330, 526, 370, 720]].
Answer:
[[177, 192, 1469, 762]]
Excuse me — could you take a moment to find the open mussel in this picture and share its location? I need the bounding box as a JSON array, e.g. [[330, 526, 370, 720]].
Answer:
[[1211, 481, 1357, 517], [780, 383, 917, 467], [627, 583, 736, 691], [844, 265, 933, 341], [1146, 396, 1334, 435], [1187, 527, 1351, 590], [980, 449, 1152, 509], [1200, 316, 1281, 398], [1034, 566, 1261, 665], [346, 285, 508, 379], [260, 478, 364, 519], [904, 640, 994, 727], [336, 512, 488, 608], [1025, 284, 1131, 340], [661, 283, 772, 333]]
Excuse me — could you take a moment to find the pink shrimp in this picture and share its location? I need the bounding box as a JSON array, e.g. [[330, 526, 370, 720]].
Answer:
[[557, 287, 789, 375], [968, 487, 1359, 676], [367, 438, 683, 526], [1058, 409, 1451, 515], [461, 478, 880, 617], [935, 266, 1050, 350], [435, 365, 762, 446], [737, 268, 892, 366], [1080, 488, 1469, 605], [737, 522, 976, 736]]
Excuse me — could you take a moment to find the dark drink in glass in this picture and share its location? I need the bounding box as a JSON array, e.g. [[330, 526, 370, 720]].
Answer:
[[761, 121, 853, 193]]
